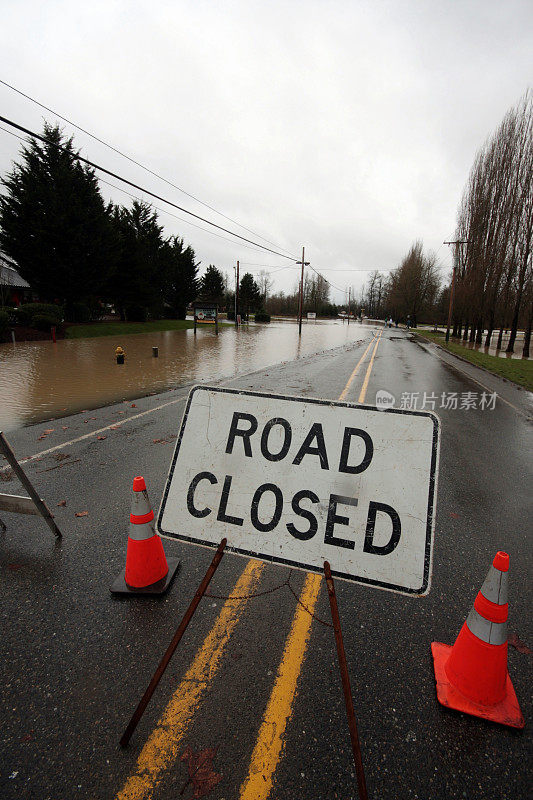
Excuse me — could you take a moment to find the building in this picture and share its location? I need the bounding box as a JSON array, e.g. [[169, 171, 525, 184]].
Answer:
[[0, 252, 32, 306]]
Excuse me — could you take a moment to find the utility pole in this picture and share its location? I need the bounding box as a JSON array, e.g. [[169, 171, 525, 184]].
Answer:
[[347, 287, 351, 325], [298, 248, 310, 337], [235, 260, 239, 327], [443, 240, 468, 343]]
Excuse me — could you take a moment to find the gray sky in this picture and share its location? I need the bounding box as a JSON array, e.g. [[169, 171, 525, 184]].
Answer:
[[1, 0, 531, 303]]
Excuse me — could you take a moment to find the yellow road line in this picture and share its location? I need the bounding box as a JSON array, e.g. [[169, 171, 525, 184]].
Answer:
[[239, 572, 321, 800], [116, 331, 381, 800], [239, 336, 381, 800], [115, 559, 264, 800], [358, 331, 382, 403], [338, 333, 379, 401]]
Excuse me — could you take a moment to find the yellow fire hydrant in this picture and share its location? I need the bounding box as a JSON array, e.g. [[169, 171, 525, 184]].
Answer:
[[115, 346, 125, 365]]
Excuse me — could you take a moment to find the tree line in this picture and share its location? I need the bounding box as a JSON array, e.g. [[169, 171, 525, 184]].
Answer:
[[0, 124, 229, 322], [452, 91, 532, 355], [356, 242, 443, 326]]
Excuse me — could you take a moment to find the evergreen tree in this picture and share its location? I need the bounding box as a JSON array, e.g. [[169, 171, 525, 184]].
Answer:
[[0, 123, 115, 319], [163, 236, 199, 318], [106, 200, 166, 320], [239, 272, 262, 317], [199, 264, 225, 305]]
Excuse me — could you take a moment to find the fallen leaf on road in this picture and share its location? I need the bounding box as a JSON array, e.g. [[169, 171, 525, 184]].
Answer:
[[62, 426, 69, 430], [449, 512, 460, 518], [44, 429, 54, 434], [181, 746, 221, 799], [57, 500, 67, 507], [508, 633, 532, 655], [109, 425, 120, 429], [97, 436, 107, 441], [75, 511, 89, 517]]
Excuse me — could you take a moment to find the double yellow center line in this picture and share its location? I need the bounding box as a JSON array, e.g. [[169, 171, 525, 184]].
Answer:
[[116, 330, 382, 800]]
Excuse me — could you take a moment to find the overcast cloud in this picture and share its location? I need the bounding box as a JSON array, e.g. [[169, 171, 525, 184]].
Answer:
[[1, 0, 531, 302]]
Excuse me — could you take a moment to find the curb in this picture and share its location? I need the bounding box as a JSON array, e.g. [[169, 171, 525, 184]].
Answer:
[[412, 332, 529, 394]]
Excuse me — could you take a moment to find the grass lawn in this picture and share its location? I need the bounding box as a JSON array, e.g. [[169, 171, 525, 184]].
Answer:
[[65, 319, 231, 339], [416, 329, 533, 392]]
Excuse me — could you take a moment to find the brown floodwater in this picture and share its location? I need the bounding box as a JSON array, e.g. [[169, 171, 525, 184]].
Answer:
[[0, 320, 378, 431]]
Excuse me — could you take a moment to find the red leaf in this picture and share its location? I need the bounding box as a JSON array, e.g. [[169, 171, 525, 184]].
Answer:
[[44, 429, 54, 434], [75, 511, 89, 518], [181, 746, 222, 798], [97, 436, 107, 441], [508, 632, 532, 655]]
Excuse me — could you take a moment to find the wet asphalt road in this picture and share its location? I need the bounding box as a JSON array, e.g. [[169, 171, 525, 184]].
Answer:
[[0, 326, 531, 800]]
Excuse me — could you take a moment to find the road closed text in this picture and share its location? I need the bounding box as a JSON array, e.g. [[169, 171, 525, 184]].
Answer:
[[186, 411, 401, 556], [159, 387, 439, 593]]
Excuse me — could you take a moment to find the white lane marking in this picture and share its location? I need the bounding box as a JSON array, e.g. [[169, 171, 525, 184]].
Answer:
[[1, 396, 187, 468]]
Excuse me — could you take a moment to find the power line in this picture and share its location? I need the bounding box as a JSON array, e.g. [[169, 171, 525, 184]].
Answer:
[[0, 115, 299, 262], [1, 122, 271, 256], [97, 177, 271, 255], [0, 78, 297, 260], [312, 266, 395, 272]]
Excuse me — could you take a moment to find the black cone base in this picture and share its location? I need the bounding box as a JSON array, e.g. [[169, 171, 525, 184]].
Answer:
[[110, 557, 180, 595]]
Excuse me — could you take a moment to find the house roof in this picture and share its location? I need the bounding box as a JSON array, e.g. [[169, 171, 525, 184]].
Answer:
[[0, 253, 31, 289]]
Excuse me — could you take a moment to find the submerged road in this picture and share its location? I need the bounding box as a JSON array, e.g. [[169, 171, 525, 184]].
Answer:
[[0, 326, 531, 800]]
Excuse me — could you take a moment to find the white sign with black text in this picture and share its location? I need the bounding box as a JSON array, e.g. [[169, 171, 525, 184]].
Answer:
[[158, 387, 439, 595]]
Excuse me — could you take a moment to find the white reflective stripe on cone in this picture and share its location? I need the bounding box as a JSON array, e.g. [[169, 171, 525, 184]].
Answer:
[[466, 607, 507, 645], [128, 520, 157, 541], [131, 489, 152, 516], [479, 565, 508, 605]]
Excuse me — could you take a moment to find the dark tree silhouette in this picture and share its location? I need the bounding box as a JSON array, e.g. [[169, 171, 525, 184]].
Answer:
[[0, 123, 114, 319]]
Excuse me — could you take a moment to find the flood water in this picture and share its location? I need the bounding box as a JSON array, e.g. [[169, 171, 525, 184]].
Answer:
[[0, 320, 376, 431]]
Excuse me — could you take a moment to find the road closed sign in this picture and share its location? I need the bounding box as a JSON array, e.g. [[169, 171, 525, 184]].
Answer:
[[158, 387, 440, 595]]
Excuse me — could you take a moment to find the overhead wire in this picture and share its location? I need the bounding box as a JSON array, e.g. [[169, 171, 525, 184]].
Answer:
[[0, 115, 299, 262], [0, 78, 297, 260], [1, 123, 279, 258], [97, 177, 271, 255]]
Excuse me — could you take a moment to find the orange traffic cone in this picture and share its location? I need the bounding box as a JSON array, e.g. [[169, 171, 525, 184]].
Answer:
[[110, 476, 180, 595], [431, 551, 524, 728]]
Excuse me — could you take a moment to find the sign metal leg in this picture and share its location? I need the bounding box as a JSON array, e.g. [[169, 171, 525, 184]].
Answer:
[[120, 538, 227, 747], [324, 560, 369, 800], [0, 432, 62, 538]]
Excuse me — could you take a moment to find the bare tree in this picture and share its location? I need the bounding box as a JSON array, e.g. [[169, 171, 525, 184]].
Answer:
[[257, 269, 274, 307], [453, 91, 532, 351]]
